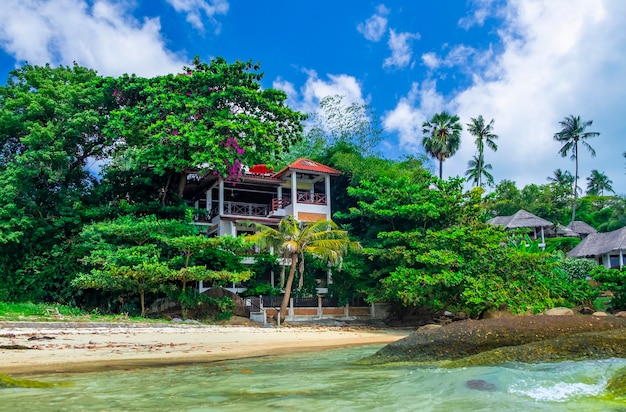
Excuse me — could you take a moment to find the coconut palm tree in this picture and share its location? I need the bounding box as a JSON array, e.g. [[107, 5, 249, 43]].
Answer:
[[422, 112, 462, 179], [586, 169, 614, 196], [465, 154, 494, 187], [553, 115, 600, 223], [245, 216, 361, 319], [466, 116, 498, 187], [546, 168, 577, 195]]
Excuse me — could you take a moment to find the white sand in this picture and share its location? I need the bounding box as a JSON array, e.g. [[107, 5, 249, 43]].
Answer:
[[0, 324, 408, 374]]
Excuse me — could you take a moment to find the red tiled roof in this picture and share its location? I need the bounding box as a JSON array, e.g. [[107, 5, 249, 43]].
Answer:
[[274, 158, 341, 177]]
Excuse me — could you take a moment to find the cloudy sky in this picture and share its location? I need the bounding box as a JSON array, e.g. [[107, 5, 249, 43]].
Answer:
[[0, 0, 624, 194]]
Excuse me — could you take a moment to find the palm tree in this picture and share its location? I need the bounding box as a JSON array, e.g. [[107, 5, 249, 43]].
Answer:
[[586, 169, 614, 195], [546, 168, 576, 195], [553, 115, 600, 223], [421, 112, 462, 179], [466, 115, 498, 187], [465, 154, 494, 187], [245, 216, 361, 319]]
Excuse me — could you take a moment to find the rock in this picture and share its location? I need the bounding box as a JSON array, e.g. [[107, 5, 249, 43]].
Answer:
[[579, 307, 595, 315], [592, 311, 608, 317], [417, 324, 441, 332], [358, 315, 626, 365], [480, 309, 514, 319], [465, 379, 496, 391], [171, 317, 183, 323], [615, 311, 626, 318], [454, 312, 467, 321], [444, 311, 453, 317], [447, 329, 626, 367], [545, 307, 574, 316]]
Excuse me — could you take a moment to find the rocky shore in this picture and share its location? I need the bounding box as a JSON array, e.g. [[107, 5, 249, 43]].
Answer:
[[359, 314, 626, 365]]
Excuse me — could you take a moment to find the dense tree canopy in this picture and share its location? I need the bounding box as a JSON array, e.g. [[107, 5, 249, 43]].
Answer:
[[107, 56, 307, 199]]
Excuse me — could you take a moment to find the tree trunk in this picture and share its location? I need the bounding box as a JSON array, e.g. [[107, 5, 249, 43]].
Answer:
[[279, 253, 298, 321], [177, 171, 188, 199], [572, 142, 579, 223], [439, 159, 443, 179], [140, 289, 146, 317]]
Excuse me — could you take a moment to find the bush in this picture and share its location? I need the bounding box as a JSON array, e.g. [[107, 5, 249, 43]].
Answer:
[[557, 258, 597, 280], [592, 266, 626, 310]]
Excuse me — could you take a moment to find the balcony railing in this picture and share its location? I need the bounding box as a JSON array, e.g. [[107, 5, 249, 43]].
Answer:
[[296, 191, 327, 205], [271, 197, 292, 211], [223, 201, 269, 216]]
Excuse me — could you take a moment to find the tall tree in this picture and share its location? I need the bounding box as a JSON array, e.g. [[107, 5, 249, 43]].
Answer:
[[422, 112, 462, 179], [547, 169, 575, 189], [466, 115, 498, 187], [465, 154, 494, 187], [553, 115, 600, 223], [108, 57, 307, 201], [245, 216, 361, 319], [586, 169, 614, 196], [0, 63, 116, 301]]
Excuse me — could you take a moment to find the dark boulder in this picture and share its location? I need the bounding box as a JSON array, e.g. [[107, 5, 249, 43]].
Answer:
[[447, 329, 626, 367], [359, 315, 626, 365]]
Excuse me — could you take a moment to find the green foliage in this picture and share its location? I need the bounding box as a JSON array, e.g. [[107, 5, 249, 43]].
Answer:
[[545, 237, 581, 253], [245, 215, 361, 316], [0, 63, 117, 302], [240, 281, 282, 297], [557, 258, 597, 280], [592, 266, 626, 310], [342, 172, 597, 317], [72, 215, 251, 317], [107, 56, 306, 199]]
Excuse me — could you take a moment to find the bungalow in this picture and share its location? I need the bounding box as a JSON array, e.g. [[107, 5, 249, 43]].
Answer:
[[567, 226, 626, 269], [487, 209, 553, 247], [566, 220, 597, 239]]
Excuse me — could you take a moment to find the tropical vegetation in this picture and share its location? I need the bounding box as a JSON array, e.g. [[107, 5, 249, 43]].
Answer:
[[0, 59, 625, 323]]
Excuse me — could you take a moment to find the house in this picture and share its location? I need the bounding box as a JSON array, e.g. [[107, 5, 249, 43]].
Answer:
[[487, 209, 553, 246], [184, 158, 340, 236], [567, 226, 626, 269], [183, 158, 341, 293], [182, 158, 390, 322], [566, 220, 597, 239]]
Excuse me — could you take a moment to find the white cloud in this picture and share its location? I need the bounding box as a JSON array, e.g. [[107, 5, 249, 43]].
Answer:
[[383, 81, 445, 153], [286, 69, 367, 116], [383, 29, 420, 69], [421, 52, 440, 70], [458, 0, 499, 29], [386, 0, 626, 195], [0, 0, 187, 77], [357, 4, 389, 42], [165, 0, 228, 33]]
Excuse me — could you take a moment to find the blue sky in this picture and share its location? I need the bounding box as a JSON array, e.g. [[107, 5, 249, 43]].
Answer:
[[1, 0, 625, 195]]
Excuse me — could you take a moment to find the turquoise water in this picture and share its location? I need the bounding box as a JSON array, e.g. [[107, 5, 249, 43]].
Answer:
[[2, 345, 626, 411]]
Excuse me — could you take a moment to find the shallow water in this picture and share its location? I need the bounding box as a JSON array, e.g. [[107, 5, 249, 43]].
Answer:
[[2, 345, 626, 411]]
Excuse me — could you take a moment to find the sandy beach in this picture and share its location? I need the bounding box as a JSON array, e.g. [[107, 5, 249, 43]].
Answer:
[[0, 322, 408, 375]]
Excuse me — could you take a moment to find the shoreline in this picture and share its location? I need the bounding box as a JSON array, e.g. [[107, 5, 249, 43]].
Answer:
[[1, 323, 409, 375]]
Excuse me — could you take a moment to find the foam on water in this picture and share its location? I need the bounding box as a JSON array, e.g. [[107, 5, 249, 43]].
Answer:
[[509, 379, 607, 402]]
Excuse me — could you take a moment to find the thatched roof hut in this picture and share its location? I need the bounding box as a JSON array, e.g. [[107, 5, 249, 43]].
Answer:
[[567, 227, 626, 269], [487, 209, 552, 229], [487, 209, 553, 246], [566, 220, 597, 238]]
